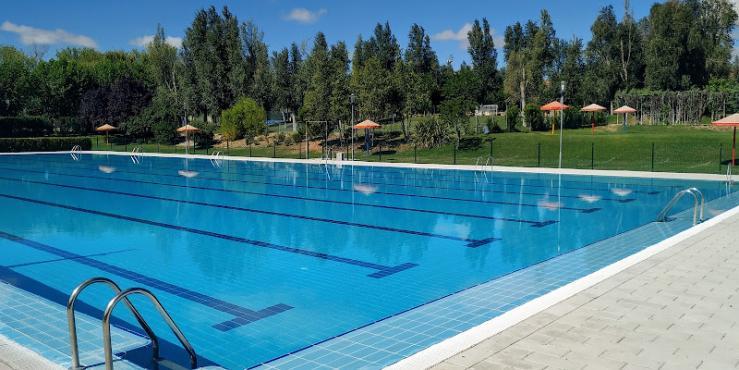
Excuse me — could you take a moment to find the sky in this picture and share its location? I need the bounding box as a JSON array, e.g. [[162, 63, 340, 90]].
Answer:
[[0, 0, 695, 68]]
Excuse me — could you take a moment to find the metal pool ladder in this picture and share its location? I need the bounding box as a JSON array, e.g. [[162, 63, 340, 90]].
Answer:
[[656, 187, 704, 225], [130, 146, 143, 164], [210, 151, 222, 168], [67, 277, 198, 370], [70, 145, 82, 161]]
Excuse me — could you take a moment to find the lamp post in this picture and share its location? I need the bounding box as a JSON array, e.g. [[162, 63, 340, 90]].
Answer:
[[350, 93, 356, 161], [559, 81, 565, 169]]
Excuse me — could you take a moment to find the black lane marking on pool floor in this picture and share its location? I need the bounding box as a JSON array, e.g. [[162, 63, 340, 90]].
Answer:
[[0, 265, 222, 367], [0, 166, 581, 220], [0, 175, 510, 244], [4, 248, 135, 268], [0, 164, 611, 212], [0, 156, 659, 198], [0, 193, 418, 279], [0, 230, 292, 331]]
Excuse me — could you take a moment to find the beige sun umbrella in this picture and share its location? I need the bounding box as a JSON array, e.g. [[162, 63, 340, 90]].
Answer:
[[96, 124, 117, 145], [177, 124, 200, 154], [353, 120, 381, 152], [712, 113, 739, 169], [613, 105, 637, 127], [580, 104, 607, 134]]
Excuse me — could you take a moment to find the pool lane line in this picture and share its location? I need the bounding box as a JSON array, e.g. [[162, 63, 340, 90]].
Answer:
[[0, 164, 613, 212], [5, 248, 135, 268], [0, 265, 222, 368], [1, 156, 662, 196], [0, 229, 293, 332], [0, 193, 418, 279], [66, 154, 679, 192], [0, 176, 515, 244], [0, 167, 585, 220]]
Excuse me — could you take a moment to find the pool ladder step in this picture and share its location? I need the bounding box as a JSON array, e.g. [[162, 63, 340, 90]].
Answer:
[[656, 187, 704, 226], [67, 277, 198, 370]]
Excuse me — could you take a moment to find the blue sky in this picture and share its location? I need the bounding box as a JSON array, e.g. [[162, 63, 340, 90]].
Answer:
[[1, 0, 658, 67]]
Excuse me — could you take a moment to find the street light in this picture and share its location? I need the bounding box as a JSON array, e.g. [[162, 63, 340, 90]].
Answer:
[[558, 81, 565, 169], [350, 93, 356, 161]]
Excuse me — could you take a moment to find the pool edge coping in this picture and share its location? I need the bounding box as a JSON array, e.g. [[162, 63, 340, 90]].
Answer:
[[2, 150, 737, 182], [384, 202, 739, 370], [0, 333, 64, 370]]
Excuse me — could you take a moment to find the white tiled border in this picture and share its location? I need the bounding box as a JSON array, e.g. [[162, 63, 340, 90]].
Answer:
[[3, 150, 736, 182], [386, 203, 739, 370], [0, 334, 64, 370]]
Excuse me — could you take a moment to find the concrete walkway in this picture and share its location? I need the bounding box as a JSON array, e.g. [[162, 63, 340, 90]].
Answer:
[[433, 213, 739, 370]]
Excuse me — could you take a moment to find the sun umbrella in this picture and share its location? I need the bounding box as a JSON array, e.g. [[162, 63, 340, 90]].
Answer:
[[540, 101, 570, 134], [353, 120, 381, 152], [712, 113, 739, 168], [580, 104, 607, 135], [95, 124, 117, 145], [541, 100, 570, 169], [614, 105, 637, 127], [177, 124, 200, 154]]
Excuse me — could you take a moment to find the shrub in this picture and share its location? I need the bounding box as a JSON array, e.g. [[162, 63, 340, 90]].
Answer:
[[458, 136, 483, 150], [0, 116, 53, 137], [505, 107, 521, 132], [413, 117, 450, 148], [525, 104, 547, 131], [0, 137, 92, 152], [220, 97, 267, 141]]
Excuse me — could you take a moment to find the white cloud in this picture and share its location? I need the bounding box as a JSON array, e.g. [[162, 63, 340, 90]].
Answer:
[[433, 23, 504, 49], [129, 35, 183, 48], [1, 21, 97, 48], [283, 8, 327, 24]]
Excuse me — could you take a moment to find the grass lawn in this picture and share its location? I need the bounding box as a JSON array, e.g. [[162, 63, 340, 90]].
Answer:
[[90, 124, 736, 175]]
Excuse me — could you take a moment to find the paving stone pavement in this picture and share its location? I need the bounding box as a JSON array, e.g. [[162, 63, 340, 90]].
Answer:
[[433, 213, 739, 370]]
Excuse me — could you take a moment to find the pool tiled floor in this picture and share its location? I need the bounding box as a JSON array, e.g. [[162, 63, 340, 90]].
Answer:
[[432, 211, 739, 369]]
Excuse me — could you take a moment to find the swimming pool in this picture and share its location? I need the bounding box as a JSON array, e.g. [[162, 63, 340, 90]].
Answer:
[[0, 153, 736, 369]]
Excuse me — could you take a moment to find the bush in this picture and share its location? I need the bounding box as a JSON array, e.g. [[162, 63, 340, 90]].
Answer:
[[525, 104, 547, 131], [505, 107, 521, 132], [458, 136, 483, 150], [0, 137, 92, 152], [0, 116, 53, 137]]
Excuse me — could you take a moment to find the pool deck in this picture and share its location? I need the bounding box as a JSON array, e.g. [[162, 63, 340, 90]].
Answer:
[[430, 211, 739, 370]]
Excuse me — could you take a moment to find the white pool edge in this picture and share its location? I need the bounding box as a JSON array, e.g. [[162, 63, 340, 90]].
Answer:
[[0, 333, 64, 370], [385, 203, 739, 370], [3, 150, 737, 182]]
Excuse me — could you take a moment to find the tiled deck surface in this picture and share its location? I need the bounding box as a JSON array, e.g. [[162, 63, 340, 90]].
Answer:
[[433, 212, 739, 370]]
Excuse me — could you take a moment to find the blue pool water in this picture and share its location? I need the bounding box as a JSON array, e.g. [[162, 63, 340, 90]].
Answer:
[[0, 153, 736, 369]]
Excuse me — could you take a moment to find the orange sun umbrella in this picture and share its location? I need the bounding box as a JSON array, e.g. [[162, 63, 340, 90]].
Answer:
[[580, 104, 607, 134], [353, 120, 381, 151], [540, 101, 570, 134], [712, 113, 739, 168]]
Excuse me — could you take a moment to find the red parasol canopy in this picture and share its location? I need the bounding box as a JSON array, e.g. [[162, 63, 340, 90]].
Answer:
[[353, 120, 381, 129], [712, 114, 739, 167]]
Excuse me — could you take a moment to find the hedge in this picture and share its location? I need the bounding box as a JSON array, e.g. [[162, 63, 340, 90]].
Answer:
[[0, 137, 92, 152], [0, 116, 54, 137]]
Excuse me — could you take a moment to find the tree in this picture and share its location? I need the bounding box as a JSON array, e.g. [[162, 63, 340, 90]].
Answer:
[[242, 20, 272, 110], [300, 32, 331, 135], [0, 46, 35, 116], [467, 18, 500, 104], [220, 97, 266, 141], [440, 65, 478, 146], [328, 41, 351, 129]]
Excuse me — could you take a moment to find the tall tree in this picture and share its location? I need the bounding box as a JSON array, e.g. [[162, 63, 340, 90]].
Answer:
[[300, 32, 331, 134], [467, 18, 500, 104], [241, 20, 273, 110]]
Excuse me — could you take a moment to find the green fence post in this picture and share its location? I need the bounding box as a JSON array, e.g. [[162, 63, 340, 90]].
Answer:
[[414, 144, 417, 163], [489, 140, 493, 157], [249, 143, 252, 157], [96, 136, 99, 148], [379, 145, 383, 161], [591, 142, 594, 169], [719, 144, 723, 173], [157, 143, 160, 153], [651, 142, 655, 172], [537, 143, 541, 167], [453, 145, 457, 165], [273, 141, 276, 158]]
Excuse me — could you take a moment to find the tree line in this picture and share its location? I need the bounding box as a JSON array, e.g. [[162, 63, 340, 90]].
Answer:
[[0, 0, 737, 145]]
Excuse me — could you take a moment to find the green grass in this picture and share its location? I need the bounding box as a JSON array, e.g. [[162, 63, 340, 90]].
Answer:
[[89, 125, 736, 174]]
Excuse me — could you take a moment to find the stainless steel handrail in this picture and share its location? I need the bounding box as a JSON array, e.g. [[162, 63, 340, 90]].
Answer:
[[656, 187, 704, 225], [67, 277, 159, 370], [102, 288, 197, 370], [71, 145, 82, 152]]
